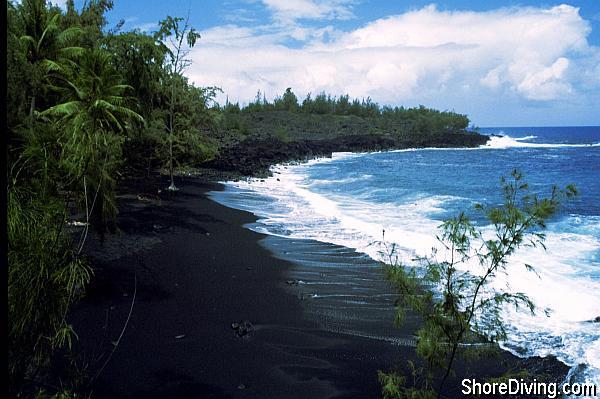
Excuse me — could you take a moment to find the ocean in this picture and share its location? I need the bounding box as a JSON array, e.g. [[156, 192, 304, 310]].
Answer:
[[210, 126, 600, 387]]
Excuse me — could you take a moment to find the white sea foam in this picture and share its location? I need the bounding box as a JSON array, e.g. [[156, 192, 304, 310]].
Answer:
[[215, 142, 600, 386], [309, 174, 374, 185], [485, 227, 600, 384], [369, 135, 600, 153], [484, 135, 600, 149], [514, 135, 538, 141]]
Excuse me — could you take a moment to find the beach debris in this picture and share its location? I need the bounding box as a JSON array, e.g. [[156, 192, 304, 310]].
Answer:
[[137, 193, 161, 203], [246, 267, 252, 271], [67, 220, 89, 227], [285, 280, 299, 286], [175, 334, 186, 339], [237, 384, 246, 390], [231, 320, 253, 337], [152, 224, 168, 232]]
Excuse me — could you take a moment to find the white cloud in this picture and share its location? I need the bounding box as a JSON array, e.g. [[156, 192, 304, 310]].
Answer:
[[516, 57, 572, 100], [188, 3, 598, 110], [262, 0, 355, 22]]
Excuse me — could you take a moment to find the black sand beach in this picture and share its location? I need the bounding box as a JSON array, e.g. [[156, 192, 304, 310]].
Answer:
[[67, 176, 569, 399]]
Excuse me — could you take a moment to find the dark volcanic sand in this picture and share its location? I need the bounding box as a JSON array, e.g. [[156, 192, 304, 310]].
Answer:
[[68, 176, 568, 399]]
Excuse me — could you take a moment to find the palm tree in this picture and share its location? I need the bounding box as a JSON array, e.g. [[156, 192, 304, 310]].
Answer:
[[42, 48, 143, 229], [18, 0, 83, 117]]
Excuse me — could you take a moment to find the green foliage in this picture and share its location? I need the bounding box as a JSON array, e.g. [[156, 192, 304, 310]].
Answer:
[[7, 2, 32, 128], [380, 170, 576, 398], [243, 90, 268, 112], [379, 371, 407, 399], [148, 76, 221, 172], [379, 361, 436, 399], [5, 1, 203, 394], [155, 14, 208, 190], [60, 0, 114, 48], [312, 92, 334, 114], [276, 88, 299, 111], [102, 30, 167, 119], [15, 0, 83, 117], [273, 126, 290, 143], [8, 185, 92, 396], [35, 388, 83, 399], [335, 94, 351, 115], [224, 100, 241, 114], [41, 47, 142, 227], [224, 88, 471, 141]]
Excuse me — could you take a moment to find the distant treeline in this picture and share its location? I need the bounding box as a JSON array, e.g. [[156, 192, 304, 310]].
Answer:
[[222, 88, 471, 135]]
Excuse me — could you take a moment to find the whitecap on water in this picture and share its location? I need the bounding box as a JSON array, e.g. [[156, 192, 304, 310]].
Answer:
[[484, 135, 600, 149]]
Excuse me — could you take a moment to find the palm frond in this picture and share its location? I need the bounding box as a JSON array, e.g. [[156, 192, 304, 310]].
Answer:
[[41, 101, 82, 117], [57, 27, 83, 46], [41, 59, 63, 73], [37, 14, 60, 53], [58, 46, 85, 59], [19, 35, 37, 50]]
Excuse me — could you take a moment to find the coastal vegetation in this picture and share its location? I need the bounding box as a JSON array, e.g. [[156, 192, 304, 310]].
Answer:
[[378, 171, 577, 398], [7, 0, 487, 396], [210, 101, 486, 175]]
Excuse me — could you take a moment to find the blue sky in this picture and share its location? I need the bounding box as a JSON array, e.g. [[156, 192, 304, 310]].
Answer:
[[61, 1, 600, 126]]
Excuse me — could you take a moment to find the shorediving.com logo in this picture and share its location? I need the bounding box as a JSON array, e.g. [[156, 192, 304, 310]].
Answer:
[[461, 378, 599, 398]]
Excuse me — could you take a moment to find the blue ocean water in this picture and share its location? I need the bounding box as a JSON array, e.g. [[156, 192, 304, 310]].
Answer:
[[211, 126, 600, 385]]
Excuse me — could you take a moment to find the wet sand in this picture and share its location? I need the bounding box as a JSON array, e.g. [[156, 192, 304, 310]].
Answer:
[[68, 176, 568, 398]]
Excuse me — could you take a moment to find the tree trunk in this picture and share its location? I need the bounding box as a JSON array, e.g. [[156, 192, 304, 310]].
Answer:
[[167, 74, 178, 192], [168, 135, 176, 191], [29, 93, 36, 119]]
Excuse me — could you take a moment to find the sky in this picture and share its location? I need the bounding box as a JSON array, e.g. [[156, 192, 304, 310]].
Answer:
[[55, 0, 600, 127]]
